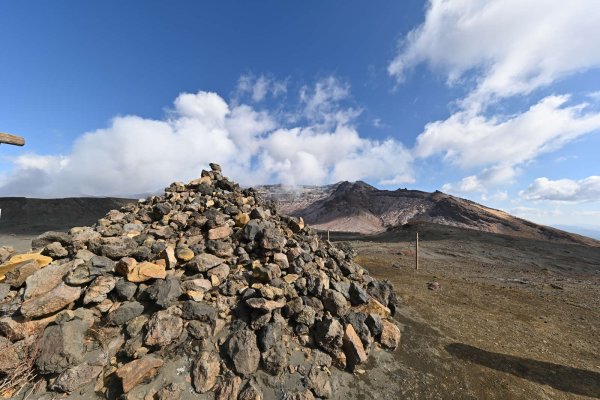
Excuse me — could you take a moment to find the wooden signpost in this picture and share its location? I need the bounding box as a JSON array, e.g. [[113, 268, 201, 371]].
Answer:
[[0, 132, 25, 146], [415, 232, 419, 270]]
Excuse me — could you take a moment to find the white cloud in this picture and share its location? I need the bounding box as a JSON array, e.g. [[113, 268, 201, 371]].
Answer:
[[0, 78, 413, 197], [236, 74, 288, 103], [519, 176, 600, 202], [414, 95, 600, 188], [415, 96, 600, 170], [389, 0, 600, 107], [442, 175, 484, 194]]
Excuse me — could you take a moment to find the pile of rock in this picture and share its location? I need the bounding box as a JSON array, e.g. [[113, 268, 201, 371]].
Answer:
[[0, 163, 401, 399]]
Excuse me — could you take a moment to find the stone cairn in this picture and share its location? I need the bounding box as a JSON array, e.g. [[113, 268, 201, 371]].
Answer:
[[0, 163, 401, 399]]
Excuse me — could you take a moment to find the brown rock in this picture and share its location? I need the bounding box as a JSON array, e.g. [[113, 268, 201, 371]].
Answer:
[[83, 275, 117, 304], [356, 298, 391, 318], [4, 259, 39, 288], [24, 260, 79, 300], [21, 283, 82, 318], [342, 323, 368, 370], [215, 375, 242, 400], [0, 315, 57, 341], [245, 297, 286, 312], [0, 337, 20, 373], [208, 226, 232, 240], [144, 307, 184, 347], [118, 259, 166, 283], [234, 213, 250, 227], [157, 246, 177, 269], [175, 246, 195, 262], [116, 356, 163, 393], [238, 381, 263, 400], [307, 366, 332, 398], [192, 351, 220, 393], [380, 320, 401, 350]]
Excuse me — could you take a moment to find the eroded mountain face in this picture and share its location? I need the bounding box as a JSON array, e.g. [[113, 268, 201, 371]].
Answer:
[[259, 181, 599, 246]]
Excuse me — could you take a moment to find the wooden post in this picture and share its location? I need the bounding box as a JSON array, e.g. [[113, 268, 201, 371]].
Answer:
[[415, 232, 419, 271], [0, 132, 25, 146], [327, 230, 330, 242]]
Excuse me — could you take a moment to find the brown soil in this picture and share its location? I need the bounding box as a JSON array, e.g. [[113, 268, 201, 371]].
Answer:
[[329, 223, 600, 399]]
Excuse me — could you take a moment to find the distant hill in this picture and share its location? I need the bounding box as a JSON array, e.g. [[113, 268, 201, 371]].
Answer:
[[259, 181, 600, 247], [553, 225, 600, 240], [0, 197, 136, 234]]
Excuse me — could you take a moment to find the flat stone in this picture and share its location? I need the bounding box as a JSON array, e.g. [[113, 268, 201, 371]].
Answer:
[[192, 351, 220, 393], [83, 275, 117, 304], [51, 363, 103, 393], [107, 301, 145, 326], [245, 297, 285, 312], [4, 259, 39, 288], [342, 323, 368, 370], [21, 283, 82, 318], [24, 260, 79, 300], [187, 253, 225, 272], [36, 319, 89, 374], [0, 315, 57, 341], [181, 301, 217, 322], [175, 246, 195, 262], [117, 259, 166, 283], [116, 356, 163, 393], [42, 242, 68, 258], [208, 226, 232, 240], [88, 236, 138, 259], [356, 298, 391, 318], [207, 263, 230, 282]]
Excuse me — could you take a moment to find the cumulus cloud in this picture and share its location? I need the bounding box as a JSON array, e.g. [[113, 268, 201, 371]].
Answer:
[[0, 78, 413, 197], [519, 176, 600, 202], [415, 95, 600, 186], [389, 0, 600, 106], [389, 0, 600, 195]]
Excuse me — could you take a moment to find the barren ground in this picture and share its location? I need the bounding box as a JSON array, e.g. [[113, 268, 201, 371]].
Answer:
[[329, 223, 600, 400]]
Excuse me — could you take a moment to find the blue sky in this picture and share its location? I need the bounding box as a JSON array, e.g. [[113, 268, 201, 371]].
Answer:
[[1, 1, 600, 228]]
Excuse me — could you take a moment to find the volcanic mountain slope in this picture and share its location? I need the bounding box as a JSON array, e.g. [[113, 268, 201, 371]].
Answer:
[[260, 181, 600, 246]]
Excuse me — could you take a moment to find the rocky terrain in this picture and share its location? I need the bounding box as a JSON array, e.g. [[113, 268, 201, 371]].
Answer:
[[0, 164, 402, 399], [259, 181, 599, 246]]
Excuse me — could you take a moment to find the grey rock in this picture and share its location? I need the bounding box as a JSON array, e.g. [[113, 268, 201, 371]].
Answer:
[[181, 300, 217, 322], [51, 363, 103, 393], [36, 319, 89, 374], [349, 282, 370, 305], [42, 242, 69, 258], [313, 318, 344, 355], [146, 278, 182, 309], [114, 279, 137, 300], [261, 343, 288, 375], [323, 289, 349, 317], [107, 301, 145, 326], [226, 329, 260, 376]]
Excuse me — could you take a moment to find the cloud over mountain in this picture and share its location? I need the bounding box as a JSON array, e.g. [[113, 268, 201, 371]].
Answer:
[[0, 78, 414, 197]]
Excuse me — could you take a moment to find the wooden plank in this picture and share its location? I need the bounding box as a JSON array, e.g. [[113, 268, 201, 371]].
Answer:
[[0, 132, 25, 146]]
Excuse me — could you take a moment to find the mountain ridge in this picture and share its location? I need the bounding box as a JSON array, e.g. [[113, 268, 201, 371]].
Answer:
[[257, 181, 600, 247]]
